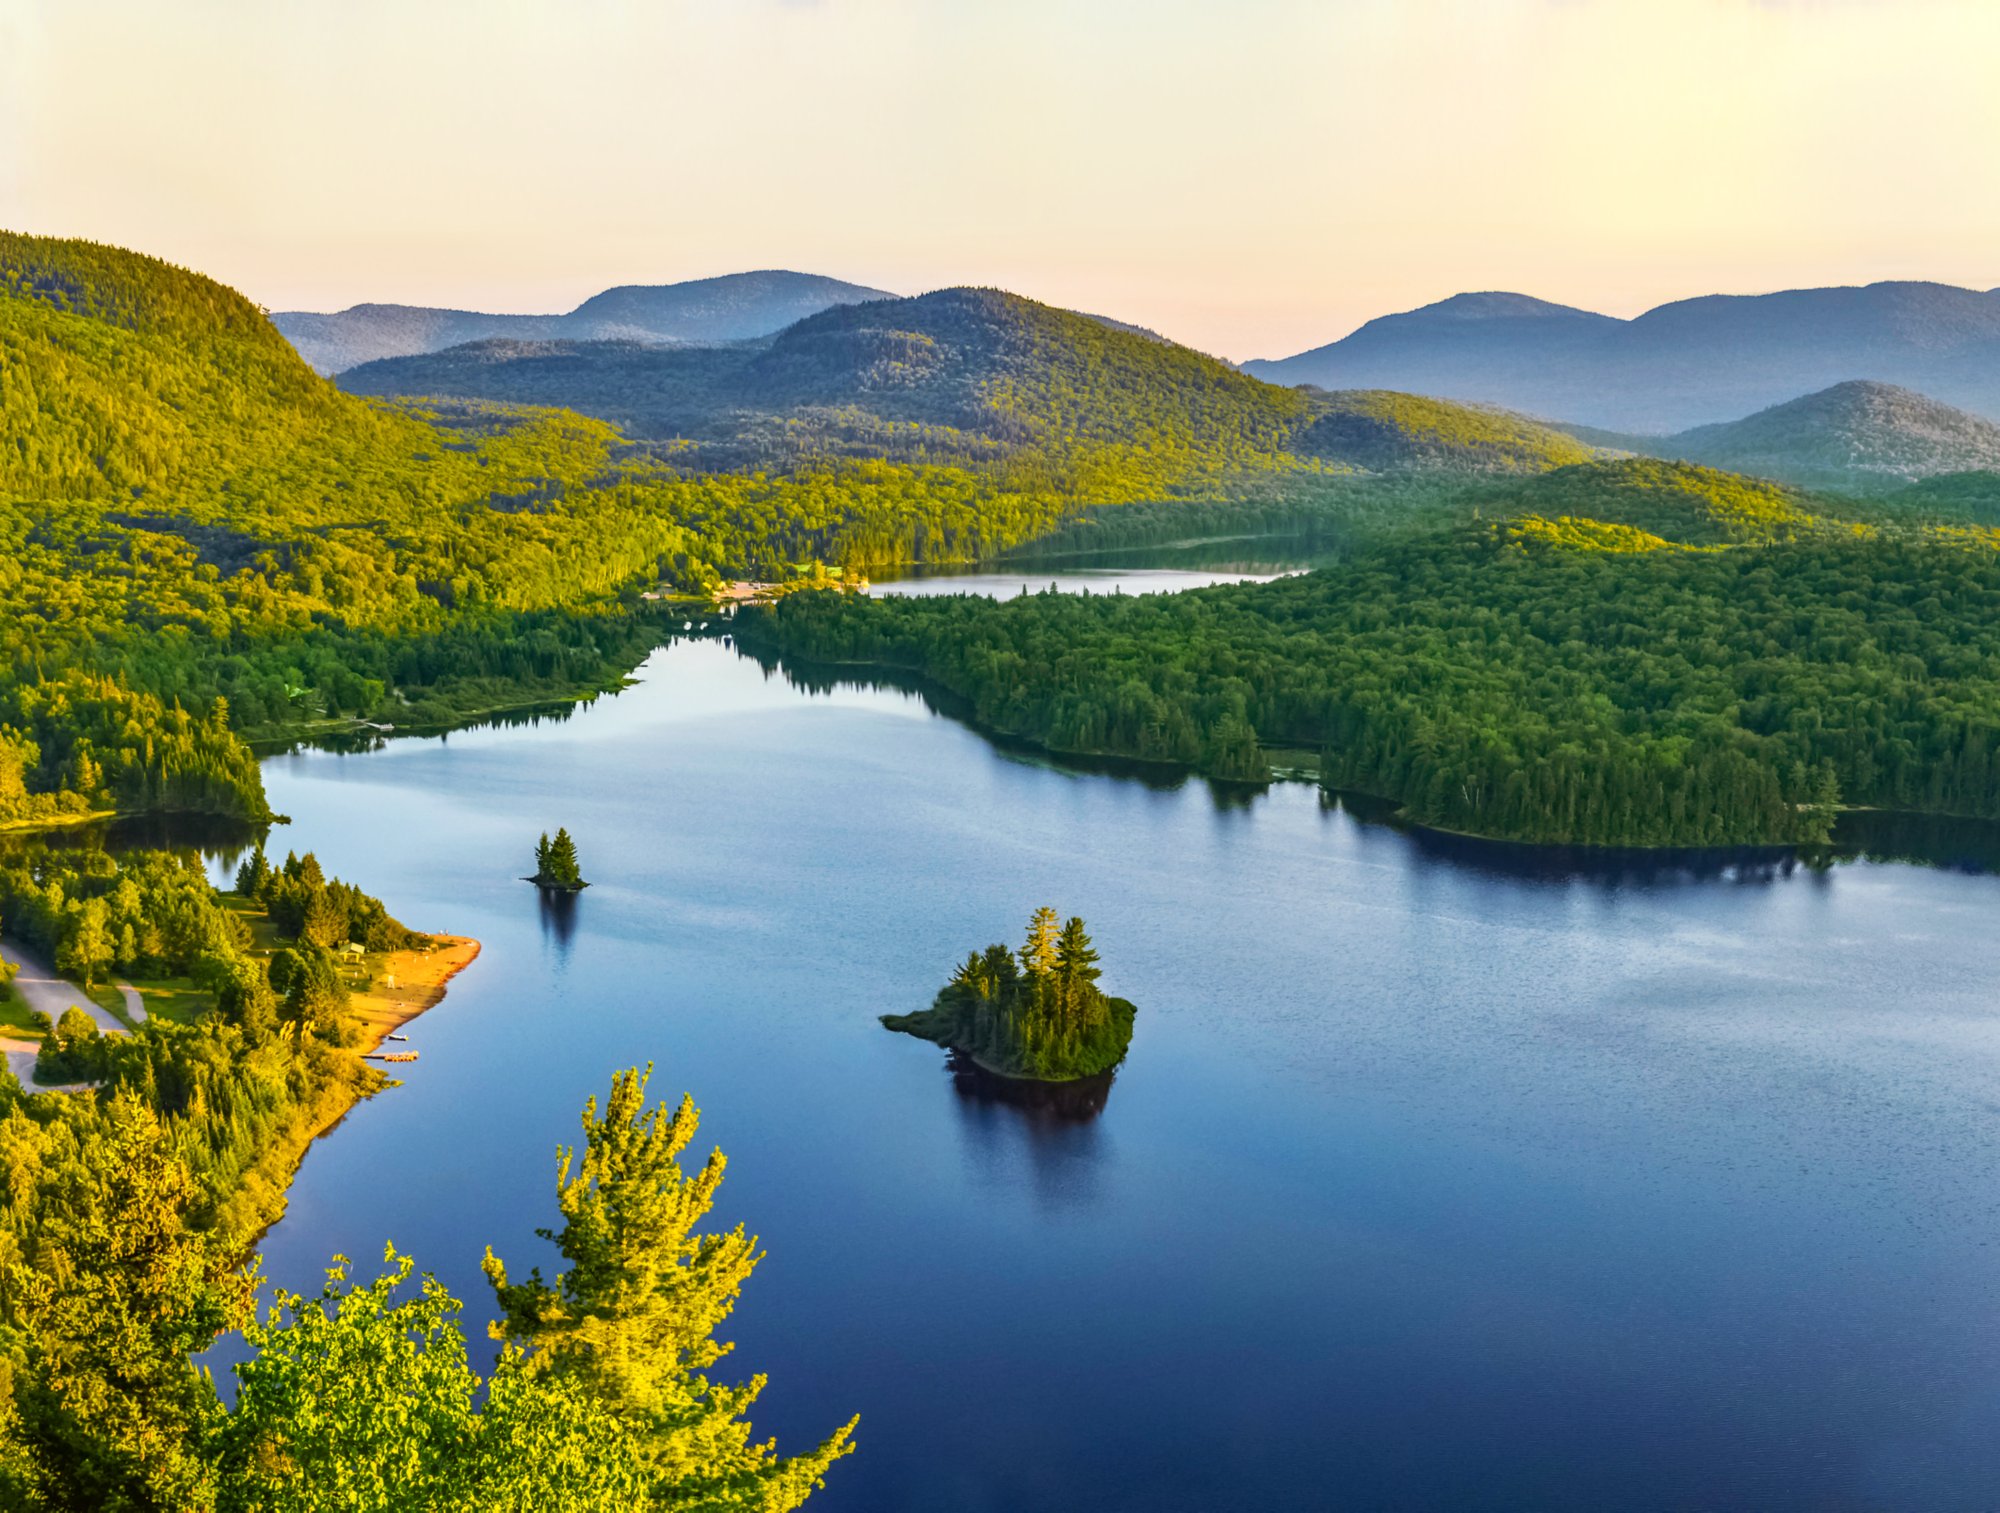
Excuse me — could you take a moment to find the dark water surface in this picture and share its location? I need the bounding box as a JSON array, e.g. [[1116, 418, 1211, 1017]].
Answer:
[[232, 638, 2000, 1512]]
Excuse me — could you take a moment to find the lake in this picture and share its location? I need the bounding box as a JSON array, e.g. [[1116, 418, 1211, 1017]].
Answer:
[[222, 630, 2000, 1513], [864, 562, 1296, 598]]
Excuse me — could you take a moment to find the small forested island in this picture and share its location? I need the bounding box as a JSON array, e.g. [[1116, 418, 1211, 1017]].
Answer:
[[883, 908, 1136, 1081], [528, 827, 588, 891]]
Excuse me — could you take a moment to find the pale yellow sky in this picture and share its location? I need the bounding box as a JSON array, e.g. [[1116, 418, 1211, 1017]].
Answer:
[[3, 0, 1995, 359]]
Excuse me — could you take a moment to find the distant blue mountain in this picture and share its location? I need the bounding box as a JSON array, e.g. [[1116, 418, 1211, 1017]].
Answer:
[[273, 270, 894, 373], [1246, 281, 2000, 431]]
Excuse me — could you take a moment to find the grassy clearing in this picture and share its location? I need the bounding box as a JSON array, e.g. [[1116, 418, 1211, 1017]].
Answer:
[[0, 975, 41, 1038], [123, 975, 209, 1028], [82, 981, 137, 1029]]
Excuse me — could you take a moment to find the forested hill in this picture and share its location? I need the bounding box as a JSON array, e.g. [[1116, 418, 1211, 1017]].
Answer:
[[339, 287, 1592, 479], [339, 287, 1308, 468], [3, 234, 1592, 833], [1294, 390, 1591, 472], [1657, 382, 2000, 493], [744, 457, 2000, 848], [1888, 469, 2000, 525], [0, 232, 666, 826], [272, 269, 894, 373], [1, 230, 342, 494]]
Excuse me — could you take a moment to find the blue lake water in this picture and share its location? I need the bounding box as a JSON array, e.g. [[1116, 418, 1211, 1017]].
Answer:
[[864, 563, 1293, 597], [229, 633, 2000, 1512]]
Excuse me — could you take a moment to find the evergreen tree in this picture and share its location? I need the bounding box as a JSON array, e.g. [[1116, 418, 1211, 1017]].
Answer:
[[1020, 906, 1060, 977], [269, 944, 348, 1042], [533, 828, 584, 889], [549, 828, 582, 887], [1054, 916, 1101, 1022], [482, 1067, 855, 1506], [233, 847, 272, 899], [200, 952, 279, 1044], [886, 911, 1135, 1080]]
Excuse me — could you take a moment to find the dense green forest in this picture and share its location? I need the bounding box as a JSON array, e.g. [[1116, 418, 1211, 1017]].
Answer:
[[0, 844, 411, 1149], [0, 848, 851, 1509], [3, 234, 1609, 834], [882, 909, 1134, 1080], [14, 226, 2000, 851], [746, 459, 2000, 847]]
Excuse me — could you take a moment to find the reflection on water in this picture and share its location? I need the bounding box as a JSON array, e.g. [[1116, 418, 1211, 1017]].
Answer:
[[916, 528, 1352, 580], [1382, 800, 2000, 885], [996, 529, 1346, 576], [1386, 810, 1815, 888], [947, 1049, 1116, 1123], [255, 699, 592, 758], [1826, 807, 2000, 873], [741, 647, 2000, 885], [0, 812, 263, 872], [866, 562, 1304, 600], [536, 886, 579, 959], [945, 1052, 1110, 1211], [20, 738, 2000, 903]]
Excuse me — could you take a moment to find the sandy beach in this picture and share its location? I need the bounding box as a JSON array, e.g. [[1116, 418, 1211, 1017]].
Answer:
[[350, 934, 482, 1057]]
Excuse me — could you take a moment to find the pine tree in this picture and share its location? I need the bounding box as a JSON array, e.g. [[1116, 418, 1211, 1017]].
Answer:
[[546, 827, 583, 888], [1054, 917, 1100, 984], [234, 846, 272, 899], [482, 1068, 854, 1506], [1019, 906, 1060, 977]]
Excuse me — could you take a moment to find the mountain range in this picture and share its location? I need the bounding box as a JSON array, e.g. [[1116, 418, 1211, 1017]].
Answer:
[[336, 293, 2000, 494], [333, 287, 1593, 478], [272, 270, 894, 373], [1246, 282, 2000, 431]]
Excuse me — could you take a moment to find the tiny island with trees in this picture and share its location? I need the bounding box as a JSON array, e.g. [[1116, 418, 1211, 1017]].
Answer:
[[882, 908, 1136, 1081], [528, 827, 588, 891]]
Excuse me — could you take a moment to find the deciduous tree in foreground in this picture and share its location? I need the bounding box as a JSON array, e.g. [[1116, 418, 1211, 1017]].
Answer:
[[1, 1072, 853, 1511]]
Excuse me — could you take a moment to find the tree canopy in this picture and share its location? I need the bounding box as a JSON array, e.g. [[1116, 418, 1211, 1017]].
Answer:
[[883, 910, 1135, 1080]]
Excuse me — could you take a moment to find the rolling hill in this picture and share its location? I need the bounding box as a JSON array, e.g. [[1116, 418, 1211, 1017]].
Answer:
[[272, 270, 894, 373], [339, 290, 1592, 478], [19, 228, 2000, 858], [1661, 382, 2000, 492], [1293, 390, 1592, 472], [1247, 281, 2000, 431], [338, 287, 1305, 459]]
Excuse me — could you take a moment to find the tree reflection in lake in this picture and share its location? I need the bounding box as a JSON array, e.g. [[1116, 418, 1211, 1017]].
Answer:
[[537, 885, 579, 960], [944, 1051, 1114, 1211], [947, 1050, 1116, 1122]]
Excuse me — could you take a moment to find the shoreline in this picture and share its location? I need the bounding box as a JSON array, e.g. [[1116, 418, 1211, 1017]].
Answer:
[[734, 636, 1967, 856], [0, 807, 118, 836], [349, 934, 482, 1057], [226, 930, 482, 1247]]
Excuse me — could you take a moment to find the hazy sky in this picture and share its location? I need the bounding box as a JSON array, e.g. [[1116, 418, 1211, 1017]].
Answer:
[[4, 0, 1996, 359]]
